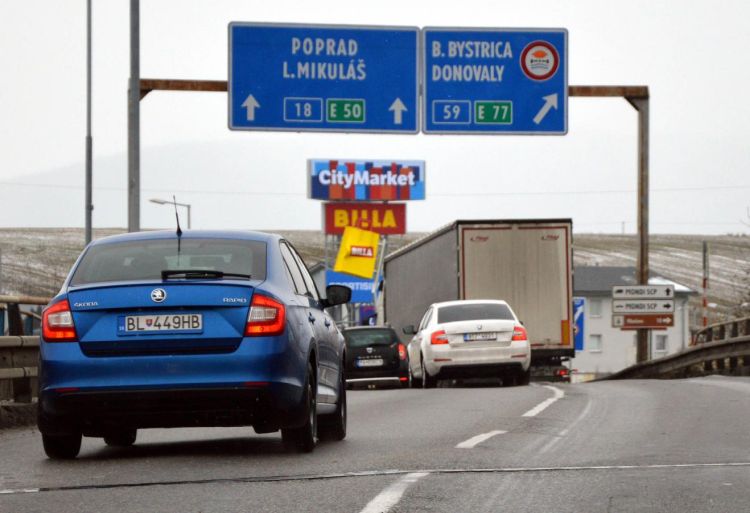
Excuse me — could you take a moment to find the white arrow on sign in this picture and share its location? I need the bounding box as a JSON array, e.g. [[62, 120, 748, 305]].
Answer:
[[389, 98, 407, 125], [242, 94, 260, 121], [532, 93, 558, 125]]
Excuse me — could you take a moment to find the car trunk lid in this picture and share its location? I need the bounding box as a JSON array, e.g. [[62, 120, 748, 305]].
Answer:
[[68, 282, 254, 356]]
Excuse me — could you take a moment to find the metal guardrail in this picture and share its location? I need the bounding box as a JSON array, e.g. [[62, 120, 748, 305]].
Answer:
[[0, 336, 40, 402], [607, 317, 750, 380], [692, 316, 750, 345], [0, 295, 50, 403]]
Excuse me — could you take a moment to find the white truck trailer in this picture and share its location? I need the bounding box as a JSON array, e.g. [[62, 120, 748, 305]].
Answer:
[[383, 219, 574, 380]]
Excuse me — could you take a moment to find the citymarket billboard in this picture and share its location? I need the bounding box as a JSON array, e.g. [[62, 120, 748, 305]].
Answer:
[[324, 202, 406, 235], [308, 159, 425, 201]]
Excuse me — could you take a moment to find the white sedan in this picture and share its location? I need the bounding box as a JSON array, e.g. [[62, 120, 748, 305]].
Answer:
[[403, 300, 531, 388]]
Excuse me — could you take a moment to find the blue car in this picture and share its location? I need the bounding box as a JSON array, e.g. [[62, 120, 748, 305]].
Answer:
[[38, 230, 351, 458]]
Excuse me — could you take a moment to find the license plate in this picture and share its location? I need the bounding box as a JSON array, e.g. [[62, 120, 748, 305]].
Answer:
[[357, 358, 384, 368], [118, 314, 203, 335], [464, 332, 498, 342]]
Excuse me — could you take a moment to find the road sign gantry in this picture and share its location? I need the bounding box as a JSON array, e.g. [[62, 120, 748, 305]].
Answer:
[[229, 23, 419, 133]]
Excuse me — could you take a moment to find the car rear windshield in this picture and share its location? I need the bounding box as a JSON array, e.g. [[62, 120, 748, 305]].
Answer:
[[344, 329, 399, 348], [437, 303, 514, 324], [70, 238, 267, 286]]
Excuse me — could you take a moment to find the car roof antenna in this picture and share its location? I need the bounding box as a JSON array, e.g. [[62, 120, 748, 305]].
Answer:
[[173, 195, 183, 266], [173, 195, 183, 238]]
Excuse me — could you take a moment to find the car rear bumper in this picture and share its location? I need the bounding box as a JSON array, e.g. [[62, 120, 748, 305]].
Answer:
[[433, 362, 526, 380], [38, 334, 309, 434], [346, 361, 408, 384], [424, 341, 530, 376], [38, 383, 306, 435]]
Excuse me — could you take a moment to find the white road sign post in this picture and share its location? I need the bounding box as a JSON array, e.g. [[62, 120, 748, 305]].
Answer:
[[611, 285, 675, 331]]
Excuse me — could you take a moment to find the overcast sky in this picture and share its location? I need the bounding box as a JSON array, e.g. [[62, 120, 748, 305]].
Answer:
[[1, 0, 749, 234]]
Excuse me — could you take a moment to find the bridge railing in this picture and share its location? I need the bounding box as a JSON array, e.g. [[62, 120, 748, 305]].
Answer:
[[0, 295, 50, 403], [692, 316, 750, 345]]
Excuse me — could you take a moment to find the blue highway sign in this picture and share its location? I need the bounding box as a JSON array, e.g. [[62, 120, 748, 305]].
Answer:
[[229, 23, 419, 133], [423, 28, 567, 134]]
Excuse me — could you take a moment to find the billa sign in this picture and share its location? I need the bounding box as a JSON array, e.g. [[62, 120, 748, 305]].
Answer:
[[309, 159, 425, 201], [324, 202, 406, 235], [334, 226, 379, 279]]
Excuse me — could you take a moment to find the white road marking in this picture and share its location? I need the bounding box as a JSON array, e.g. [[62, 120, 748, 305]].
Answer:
[[456, 430, 507, 449], [539, 396, 592, 454], [522, 385, 564, 417], [0, 488, 39, 494], [358, 472, 428, 513]]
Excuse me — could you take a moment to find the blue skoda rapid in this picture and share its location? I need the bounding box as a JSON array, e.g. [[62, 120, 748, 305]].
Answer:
[[38, 230, 351, 458]]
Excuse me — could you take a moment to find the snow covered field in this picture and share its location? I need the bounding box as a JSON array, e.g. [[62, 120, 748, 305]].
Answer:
[[0, 229, 747, 323]]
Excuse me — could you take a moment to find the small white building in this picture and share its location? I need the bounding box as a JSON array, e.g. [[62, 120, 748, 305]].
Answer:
[[571, 266, 695, 380]]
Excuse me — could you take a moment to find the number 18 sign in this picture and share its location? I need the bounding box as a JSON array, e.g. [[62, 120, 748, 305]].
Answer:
[[229, 22, 419, 133]]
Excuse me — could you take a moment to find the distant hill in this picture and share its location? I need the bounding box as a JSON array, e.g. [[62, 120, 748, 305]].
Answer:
[[1, 229, 748, 324]]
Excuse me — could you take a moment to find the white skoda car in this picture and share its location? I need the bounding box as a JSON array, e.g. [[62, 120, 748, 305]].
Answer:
[[403, 300, 531, 388]]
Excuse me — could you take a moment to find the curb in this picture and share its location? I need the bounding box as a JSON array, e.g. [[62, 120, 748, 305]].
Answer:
[[0, 402, 36, 429]]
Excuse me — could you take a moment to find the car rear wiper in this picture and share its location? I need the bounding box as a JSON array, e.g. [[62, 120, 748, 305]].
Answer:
[[161, 270, 252, 280]]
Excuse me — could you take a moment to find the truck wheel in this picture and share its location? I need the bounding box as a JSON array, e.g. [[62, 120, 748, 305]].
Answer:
[[282, 363, 317, 453], [104, 429, 137, 447], [421, 357, 437, 389], [42, 432, 82, 460], [318, 368, 346, 442]]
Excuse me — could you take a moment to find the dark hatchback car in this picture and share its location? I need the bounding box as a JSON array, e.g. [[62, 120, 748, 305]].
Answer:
[[343, 326, 409, 388], [38, 230, 351, 458]]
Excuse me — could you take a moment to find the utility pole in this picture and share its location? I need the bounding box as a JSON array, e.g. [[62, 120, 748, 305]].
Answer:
[[127, 0, 140, 232], [85, 0, 93, 244], [702, 241, 709, 327], [627, 96, 650, 363]]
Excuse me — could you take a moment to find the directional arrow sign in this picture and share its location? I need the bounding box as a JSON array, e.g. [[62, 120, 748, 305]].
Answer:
[[229, 23, 419, 133], [614, 314, 675, 330], [612, 300, 675, 314], [241, 95, 260, 121], [612, 285, 675, 299], [533, 93, 558, 125], [389, 98, 407, 125], [423, 27, 567, 134]]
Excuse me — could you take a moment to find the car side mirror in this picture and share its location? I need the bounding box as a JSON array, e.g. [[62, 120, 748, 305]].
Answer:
[[324, 285, 351, 307], [402, 325, 416, 335]]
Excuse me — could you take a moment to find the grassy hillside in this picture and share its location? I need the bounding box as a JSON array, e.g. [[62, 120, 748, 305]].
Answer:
[[1, 229, 748, 323]]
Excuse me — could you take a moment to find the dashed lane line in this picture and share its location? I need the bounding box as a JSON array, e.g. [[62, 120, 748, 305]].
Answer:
[[456, 430, 507, 449], [357, 472, 429, 513]]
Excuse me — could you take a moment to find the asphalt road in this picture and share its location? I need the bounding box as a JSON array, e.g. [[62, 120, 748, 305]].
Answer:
[[1, 376, 749, 512]]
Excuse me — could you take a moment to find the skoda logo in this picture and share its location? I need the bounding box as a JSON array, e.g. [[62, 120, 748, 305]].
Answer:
[[366, 347, 373, 354], [477, 325, 483, 331], [150, 288, 167, 303]]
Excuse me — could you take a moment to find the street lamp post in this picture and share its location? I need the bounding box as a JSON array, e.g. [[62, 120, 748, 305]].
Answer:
[[149, 198, 191, 229]]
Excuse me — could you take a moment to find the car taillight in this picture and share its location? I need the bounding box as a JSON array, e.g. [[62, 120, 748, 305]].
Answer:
[[42, 300, 78, 342], [430, 330, 449, 345], [512, 325, 528, 341], [556, 368, 569, 377], [245, 294, 286, 336], [398, 343, 407, 360]]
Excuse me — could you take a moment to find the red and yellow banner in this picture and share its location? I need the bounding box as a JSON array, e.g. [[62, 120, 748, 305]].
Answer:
[[324, 202, 406, 235], [333, 226, 380, 279]]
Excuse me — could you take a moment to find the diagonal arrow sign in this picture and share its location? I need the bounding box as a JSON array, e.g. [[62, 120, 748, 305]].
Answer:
[[389, 98, 407, 125], [533, 93, 558, 125], [242, 94, 260, 121]]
